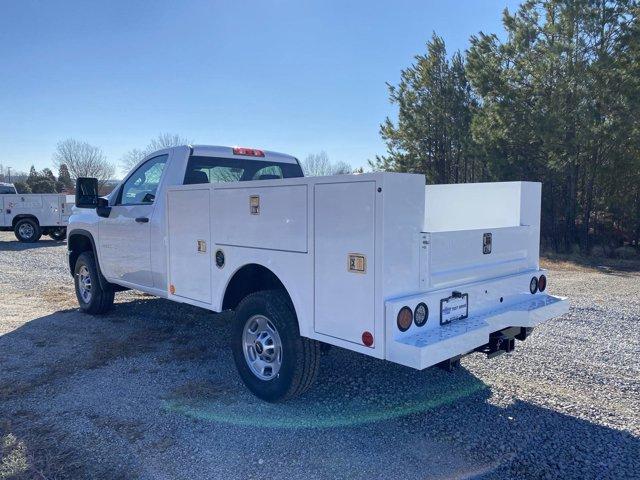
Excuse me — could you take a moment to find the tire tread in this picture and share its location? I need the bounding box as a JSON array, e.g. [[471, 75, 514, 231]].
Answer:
[[234, 290, 320, 401], [75, 251, 115, 315]]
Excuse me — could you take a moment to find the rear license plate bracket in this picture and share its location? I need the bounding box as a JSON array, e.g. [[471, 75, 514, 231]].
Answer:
[[440, 293, 469, 325]]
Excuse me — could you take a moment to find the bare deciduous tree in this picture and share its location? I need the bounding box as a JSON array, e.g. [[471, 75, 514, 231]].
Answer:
[[301, 151, 352, 176], [53, 139, 115, 188], [120, 133, 192, 174]]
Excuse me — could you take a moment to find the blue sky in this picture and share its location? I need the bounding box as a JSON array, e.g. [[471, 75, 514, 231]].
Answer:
[[0, 0, 521, 176]]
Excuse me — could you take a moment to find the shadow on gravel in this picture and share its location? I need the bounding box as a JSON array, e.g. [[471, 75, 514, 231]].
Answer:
[[1, 296, 638, 479], [0, 238, 65, 251]]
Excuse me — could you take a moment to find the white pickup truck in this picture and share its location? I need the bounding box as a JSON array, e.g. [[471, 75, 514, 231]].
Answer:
[[68, 145, 568, 401], [1, 186, 73, 242]]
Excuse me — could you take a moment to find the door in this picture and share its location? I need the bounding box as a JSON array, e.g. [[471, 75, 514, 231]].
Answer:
[[99, 154, 168, 288], [314, 181, 376, 344], [167, 188, 212, 304]]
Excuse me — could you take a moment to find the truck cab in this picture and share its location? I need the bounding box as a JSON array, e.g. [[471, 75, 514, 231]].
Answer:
[[0, 182, 18, 194], [68, 146, 303, 296], [68, 145, 568, 402]]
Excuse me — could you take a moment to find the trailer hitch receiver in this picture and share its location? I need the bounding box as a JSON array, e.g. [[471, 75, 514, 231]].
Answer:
[[475, 327, 527, 359]]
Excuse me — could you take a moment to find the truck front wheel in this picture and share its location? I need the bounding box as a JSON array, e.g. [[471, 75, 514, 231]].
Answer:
[[74, 251, 115, 314], [232, 290, 320, 402], [14, 218, 42, 243]]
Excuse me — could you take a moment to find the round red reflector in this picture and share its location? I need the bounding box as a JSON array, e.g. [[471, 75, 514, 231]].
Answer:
[[538, 274, 547, 292], [362, 331, 374, 347], [397, 306, 413, 332]]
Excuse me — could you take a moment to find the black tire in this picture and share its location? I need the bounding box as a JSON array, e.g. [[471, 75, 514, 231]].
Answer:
[[74, 251, 115, 314], [14, 218, 42, 243], [49, 228, 66, 241], [232, 290, 320, 402]]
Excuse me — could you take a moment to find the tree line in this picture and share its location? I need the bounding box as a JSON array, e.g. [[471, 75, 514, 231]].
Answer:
[[0, 134, 354, 194], [0, 135, 193, 194], [372, 0, 640, 255]]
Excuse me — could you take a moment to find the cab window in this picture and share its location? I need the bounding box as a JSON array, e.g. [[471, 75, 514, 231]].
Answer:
[[119, 154, 168, 205], [252, 165, 284, 180], [183, 156, 303, 185]]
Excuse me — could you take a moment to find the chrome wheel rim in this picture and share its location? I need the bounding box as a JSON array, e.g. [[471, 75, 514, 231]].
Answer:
[[18, 223, 34, 239], [77, 265, 92, 303], [242, 314, 283, 380]]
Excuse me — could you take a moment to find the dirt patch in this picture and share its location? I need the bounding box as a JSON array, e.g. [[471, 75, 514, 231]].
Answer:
[[40, 285, 77, 310], [88, 326, 179, 369], [541, 253, 640, 272], [166, 380, 237, 406], [0, 362, 80, 402], [0, 327, 178, 401], [88, 415, 146, 443], [0, 419, 85, 480]]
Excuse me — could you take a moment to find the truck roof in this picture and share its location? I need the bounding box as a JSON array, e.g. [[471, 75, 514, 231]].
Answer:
[[190, 145, 299, 164]]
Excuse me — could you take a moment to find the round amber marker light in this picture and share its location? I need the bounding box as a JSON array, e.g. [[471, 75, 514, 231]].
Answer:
[[397, 306, 413, 332]]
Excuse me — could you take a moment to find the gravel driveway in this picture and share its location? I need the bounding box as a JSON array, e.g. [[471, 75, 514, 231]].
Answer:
[[0, 231, 638, 479]]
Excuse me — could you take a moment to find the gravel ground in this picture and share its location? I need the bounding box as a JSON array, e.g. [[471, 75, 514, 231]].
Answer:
[[0, 231, 638, 480]]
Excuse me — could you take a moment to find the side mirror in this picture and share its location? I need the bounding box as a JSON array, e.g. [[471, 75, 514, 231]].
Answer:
[[75, 177, 99, 208], [96, 197, 112, 218]]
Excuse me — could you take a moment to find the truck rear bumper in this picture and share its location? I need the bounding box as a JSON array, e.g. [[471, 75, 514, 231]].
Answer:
[[385, 274, 569, 369]]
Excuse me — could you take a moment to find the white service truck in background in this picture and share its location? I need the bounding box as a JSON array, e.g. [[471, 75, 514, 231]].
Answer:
[[67, 145, 569, 401], [1, 184, 73, 242]]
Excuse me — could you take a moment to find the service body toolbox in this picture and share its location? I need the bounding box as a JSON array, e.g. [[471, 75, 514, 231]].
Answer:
[[165, 173, 568, 369]]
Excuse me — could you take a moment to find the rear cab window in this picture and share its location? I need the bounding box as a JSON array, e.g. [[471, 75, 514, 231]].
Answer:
[[183, 156, 303, 185]]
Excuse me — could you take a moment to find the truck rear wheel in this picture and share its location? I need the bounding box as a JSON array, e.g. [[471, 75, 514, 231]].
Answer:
[[49, 228, 66, 241], [74, 251, 115, 314], [14, 218, 42, 243], [232, 290, 320, 402]]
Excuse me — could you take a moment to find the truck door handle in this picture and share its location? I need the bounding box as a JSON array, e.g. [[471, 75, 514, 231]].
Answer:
[[135, 217, 149, 223]]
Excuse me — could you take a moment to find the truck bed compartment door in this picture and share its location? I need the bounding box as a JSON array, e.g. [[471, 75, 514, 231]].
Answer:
[[427, 226, 534, 289], [167, 188, 212, 305], [314, 181, 375, 345]]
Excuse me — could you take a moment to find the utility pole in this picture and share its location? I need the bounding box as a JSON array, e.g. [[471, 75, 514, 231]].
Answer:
[[6, 167, 10, 182]]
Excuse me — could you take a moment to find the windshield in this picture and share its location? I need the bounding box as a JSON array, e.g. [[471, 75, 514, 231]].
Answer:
[[183, 156, 303, 185]]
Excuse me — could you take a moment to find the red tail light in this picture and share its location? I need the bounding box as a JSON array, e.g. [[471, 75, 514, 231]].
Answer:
[[233, 147, 265, 157], [538, 274, 547, 292]]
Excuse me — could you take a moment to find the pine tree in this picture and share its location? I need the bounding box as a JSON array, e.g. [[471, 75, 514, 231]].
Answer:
[[42, 168, 56, 182], [466, 0, 640, 252], [371, 34, 480, 184], [377, 1, 640, 253], [26, 165, 40, 189], [58, 163, 73, 190]]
